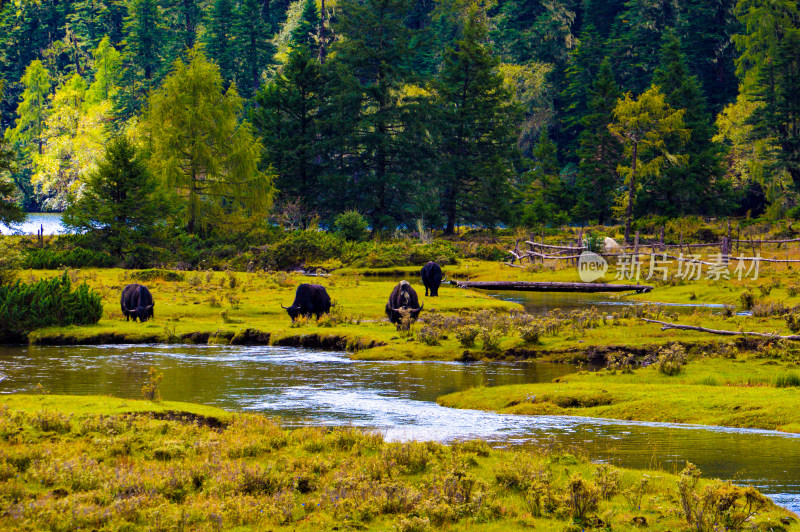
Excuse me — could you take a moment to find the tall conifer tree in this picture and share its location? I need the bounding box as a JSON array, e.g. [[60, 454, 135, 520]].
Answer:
[[575, 59, 622, 224], [436, 3, 521, 233]]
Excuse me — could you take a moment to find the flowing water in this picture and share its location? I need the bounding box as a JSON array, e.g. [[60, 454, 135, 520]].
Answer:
[[0, 344, 798, 513]]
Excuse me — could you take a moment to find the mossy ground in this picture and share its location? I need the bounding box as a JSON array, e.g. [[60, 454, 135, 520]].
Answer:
[[438, 350, 800, 433], [0, 395, 794, 530]]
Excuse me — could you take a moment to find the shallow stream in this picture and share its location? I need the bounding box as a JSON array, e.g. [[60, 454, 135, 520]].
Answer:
[[0, 344, 798, 513]]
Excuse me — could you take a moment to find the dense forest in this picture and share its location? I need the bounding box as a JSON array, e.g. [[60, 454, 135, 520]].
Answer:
[[0, 0, 798, 239]]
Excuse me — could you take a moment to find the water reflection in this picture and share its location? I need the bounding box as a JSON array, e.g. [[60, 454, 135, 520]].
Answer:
[[0, 344, 797, 513], [482, 289, 728, 315]]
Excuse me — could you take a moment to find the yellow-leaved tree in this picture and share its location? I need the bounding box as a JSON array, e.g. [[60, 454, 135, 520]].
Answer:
[[145, 47, 275, 234], [608, 86, 688, 242]]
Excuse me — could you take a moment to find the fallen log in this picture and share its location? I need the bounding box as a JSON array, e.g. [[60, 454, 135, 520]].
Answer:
[[450, 280, 653, 293], [641, 318, 800, 341]]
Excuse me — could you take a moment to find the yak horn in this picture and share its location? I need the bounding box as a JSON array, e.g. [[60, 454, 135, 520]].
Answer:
[[281, 305, 290, 310], [441, 276, 448, 282], [417, 303, 424, 311]]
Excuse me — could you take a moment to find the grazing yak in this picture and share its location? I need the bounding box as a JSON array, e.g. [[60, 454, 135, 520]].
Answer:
[[121, 284, 155, 322], [420, 261, 445, 297], [386, 280, 424, 326], [282, 283, 332, 320]]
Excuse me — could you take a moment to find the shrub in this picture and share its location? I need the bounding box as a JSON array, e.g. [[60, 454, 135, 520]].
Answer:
[[333, 210, 369, 242], [657, 343, 687, 376], [519, 322, 544, 344], [786, 312, 800, 333], [21, 248, 116, 269], [677, 463, 768, 530], [739, 289, 755, 311], [129, 269, 185, 282], [566, 474, 600, 521], [416, 326, 442, 346], [593, 464, 620, 501], [0, 273, 103, 336], [584, 232, 605, 254], [0, 238, 19, 286], [480, 328, 503, 354]]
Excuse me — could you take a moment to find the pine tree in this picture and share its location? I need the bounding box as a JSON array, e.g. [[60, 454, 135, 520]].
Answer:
[[5, 60, 51, 156], [167, 0, 203, 53], [86, 36, 122, 105], [559, 24, 607, 158], [63, 136, 168, 257], [610, 0, 679, 93], [253, 48, 327, 225], [522, 130, 571, 226], [436, 3, 521, 234], [608, 86, 688, 241], [206, 0, 236, 85], [646, 32, 727, 216], [68, 0, 128, 50], [234, 0, 275, 98], [146, 48, 275, 234], [677, 0, 740, 113], [580, 0, 626, 38], [116, 0, 167, 118], [330, 0, 423, 230], [290, 0, 320, 54], [0, 81, 25, 228], [575, 59, 622, 224], [734, 0, 800, 188]]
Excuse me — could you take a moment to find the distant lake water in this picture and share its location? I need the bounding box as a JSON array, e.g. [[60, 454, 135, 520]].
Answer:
[[0, 212, 66, 235]]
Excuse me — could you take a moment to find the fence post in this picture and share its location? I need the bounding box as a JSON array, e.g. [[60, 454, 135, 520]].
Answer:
[[721, 237, 729, 265], [634, 231, 640, 259], [659, 226, 665, 252]]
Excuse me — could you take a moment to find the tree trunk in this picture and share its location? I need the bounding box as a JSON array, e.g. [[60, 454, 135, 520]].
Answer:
[[624, 142, 638, 243]]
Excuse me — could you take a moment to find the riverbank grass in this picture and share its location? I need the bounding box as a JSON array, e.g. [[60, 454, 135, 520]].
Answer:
[[438, 350, 800, 433], [0, 394, 795, 530], [14, 265, 800, 363]]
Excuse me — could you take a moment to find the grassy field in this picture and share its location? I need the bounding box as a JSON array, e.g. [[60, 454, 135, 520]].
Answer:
[[0, 394, 794, 531], [11, 259, 800, 363], [438, 348, 800, 433]]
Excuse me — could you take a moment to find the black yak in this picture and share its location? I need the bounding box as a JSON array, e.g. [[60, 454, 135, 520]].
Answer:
[[421, 261, 445, 297], [121, 284, 155, 322], [282, 283, 332, 320], [386, 280, 424, 326]]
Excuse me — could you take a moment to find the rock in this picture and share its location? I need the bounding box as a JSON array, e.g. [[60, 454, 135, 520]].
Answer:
[[604, 236, 621, 253]]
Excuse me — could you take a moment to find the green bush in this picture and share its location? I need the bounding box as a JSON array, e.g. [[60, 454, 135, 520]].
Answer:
[[268, 230, 346, 269], [0, 273, 103, 336], [21, 248, 116, 269], [0, 238, 19, 286], [657, 343, 687, 376], [129, 269, 185, 282], [333, 210, 370, 242]]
